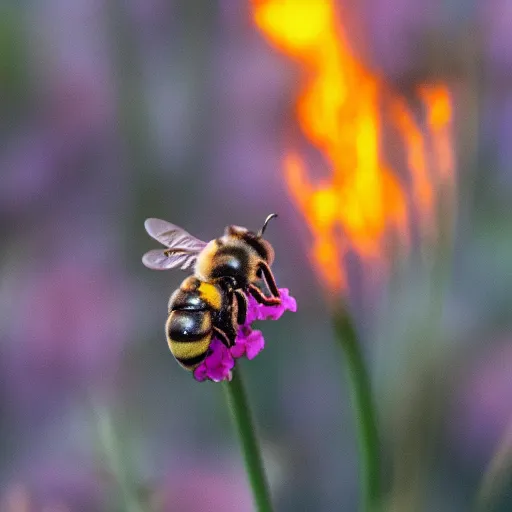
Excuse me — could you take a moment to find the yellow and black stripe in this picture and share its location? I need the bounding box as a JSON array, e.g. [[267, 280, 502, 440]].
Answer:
[[166, 276, 224, 370], [166, 310, 212, 369]]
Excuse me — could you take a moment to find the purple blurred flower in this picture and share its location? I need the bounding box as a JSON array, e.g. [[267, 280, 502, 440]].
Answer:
[[1, 253, 130, 422], [194, 288, 296, 382], [450, 336, 512, 464], [153, 461, 253, 512], [1, 457, 106, 512]]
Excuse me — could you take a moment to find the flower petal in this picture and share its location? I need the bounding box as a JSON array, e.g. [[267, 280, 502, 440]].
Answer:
[[245, 329, 265, 360], [193, 364, 208, 382], [244, 288, 297, 323], [193, 338, 235, 382], [205, 339, 224, 367], [245, 295, 261, 325], [230, 342, 246, 359], [280, 288, 298, 312]]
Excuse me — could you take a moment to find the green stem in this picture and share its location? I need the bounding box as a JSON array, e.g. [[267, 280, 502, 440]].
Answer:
[[223, 368, 274, 512], [92, 404, 145, 512], [475, 421, 512, 511], [333, 306, 381, 512]]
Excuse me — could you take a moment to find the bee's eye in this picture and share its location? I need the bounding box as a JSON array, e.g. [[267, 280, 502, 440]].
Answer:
[[222, 276, 237, 289]]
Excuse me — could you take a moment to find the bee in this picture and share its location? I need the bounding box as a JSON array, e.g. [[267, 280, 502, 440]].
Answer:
[[143, 214, 281, 370], [165, 275, 246, 370]]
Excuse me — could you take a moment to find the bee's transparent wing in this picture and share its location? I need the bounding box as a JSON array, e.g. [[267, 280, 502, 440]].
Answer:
[[144, 218, 207, 252], [142, 218, 207, 271], [142, 249, 199, 271]]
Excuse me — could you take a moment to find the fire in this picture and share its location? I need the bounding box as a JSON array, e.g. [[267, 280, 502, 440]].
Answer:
[[252, 0, 455, 293]]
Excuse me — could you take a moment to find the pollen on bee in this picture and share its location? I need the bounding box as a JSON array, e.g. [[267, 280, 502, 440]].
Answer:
[[197, 282, 222, 310]]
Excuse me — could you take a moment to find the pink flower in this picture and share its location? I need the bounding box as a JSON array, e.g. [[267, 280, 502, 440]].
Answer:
[[246, 287, 297, 323], [230, 327, 265, 360], [194, 287, 296, 382], [194, 339, 235, 382]]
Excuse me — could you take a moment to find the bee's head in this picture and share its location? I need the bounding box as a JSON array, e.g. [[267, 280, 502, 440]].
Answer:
[[224, 214, 277, 265]]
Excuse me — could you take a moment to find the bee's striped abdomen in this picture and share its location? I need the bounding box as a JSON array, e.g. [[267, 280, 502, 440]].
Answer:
[[166, 310, 212, 370]]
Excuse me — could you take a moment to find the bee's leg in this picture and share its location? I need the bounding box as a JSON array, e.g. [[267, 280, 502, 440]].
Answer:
[[257, 261, 281, 300], [214, 287, 239, 346], [226, 322, 238, 346], [248, 283, 281, 306], [234, 290, 248, 325], [227, 294, 239, 342], [213, 326, 232, 348]]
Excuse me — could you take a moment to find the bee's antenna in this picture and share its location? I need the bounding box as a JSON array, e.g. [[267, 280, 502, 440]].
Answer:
[[258, 213, 278, 237]]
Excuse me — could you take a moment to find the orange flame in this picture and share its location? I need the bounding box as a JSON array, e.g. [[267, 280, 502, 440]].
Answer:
[[252, 0, 455, 293]]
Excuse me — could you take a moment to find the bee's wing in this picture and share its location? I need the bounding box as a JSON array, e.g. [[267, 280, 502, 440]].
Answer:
[[144, 218, 208, 252], [142, 249, 199, 271]]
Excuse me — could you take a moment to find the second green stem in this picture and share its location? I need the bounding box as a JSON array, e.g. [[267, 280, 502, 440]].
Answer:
[[334, 306, 381, 512]]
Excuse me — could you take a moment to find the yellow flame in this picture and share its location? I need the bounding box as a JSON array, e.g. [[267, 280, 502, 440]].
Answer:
[[253, 0, 455, 293], [419, 85, 455, 187]]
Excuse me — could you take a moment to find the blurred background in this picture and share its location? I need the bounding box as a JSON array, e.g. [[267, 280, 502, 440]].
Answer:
[[0, 0, 511, 511]]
